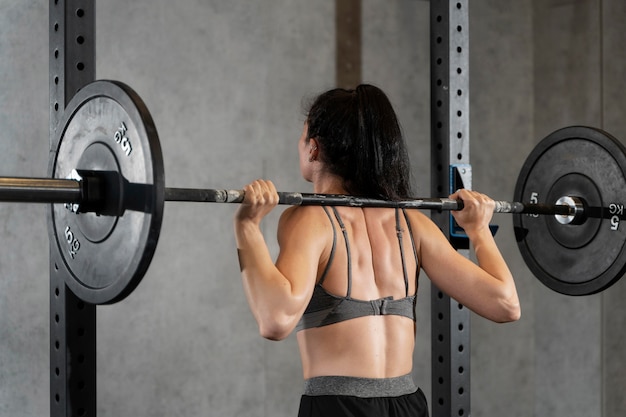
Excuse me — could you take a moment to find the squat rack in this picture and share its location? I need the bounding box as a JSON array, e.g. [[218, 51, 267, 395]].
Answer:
[[49, 2, 97, 417], [47, 1, 471, 416], [430, 2, 472, 417]]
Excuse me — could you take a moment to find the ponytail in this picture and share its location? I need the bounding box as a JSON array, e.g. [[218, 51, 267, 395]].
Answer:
[[305, 84, 412, 200]]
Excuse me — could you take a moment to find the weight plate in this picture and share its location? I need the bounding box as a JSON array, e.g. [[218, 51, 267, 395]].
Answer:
[[49, 80, 165, 304], [513, 126, 626, 295]]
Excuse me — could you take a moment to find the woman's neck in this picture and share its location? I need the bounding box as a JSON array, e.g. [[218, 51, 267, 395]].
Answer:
[[312, 173, 347, 195]]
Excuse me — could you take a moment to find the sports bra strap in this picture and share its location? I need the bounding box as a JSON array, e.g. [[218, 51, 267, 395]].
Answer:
[[331, 207, 353, 297], [395, 208, 410, 296], [401, 208, 420, 285], [317, 207, 337, 287]]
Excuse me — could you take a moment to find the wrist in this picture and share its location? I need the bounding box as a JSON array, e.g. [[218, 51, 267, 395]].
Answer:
[[464, 225, 493, 242]]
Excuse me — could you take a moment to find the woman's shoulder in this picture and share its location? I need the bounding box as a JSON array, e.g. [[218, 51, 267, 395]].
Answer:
[[402, 208, 444, 235], [278, 205, 333, 232]]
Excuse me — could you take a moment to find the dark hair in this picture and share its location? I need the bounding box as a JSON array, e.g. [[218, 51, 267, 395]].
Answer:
[[305, 84, 412, 200]]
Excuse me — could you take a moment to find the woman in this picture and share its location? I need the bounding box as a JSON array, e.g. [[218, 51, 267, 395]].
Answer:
[[234, 84, 520, 417]]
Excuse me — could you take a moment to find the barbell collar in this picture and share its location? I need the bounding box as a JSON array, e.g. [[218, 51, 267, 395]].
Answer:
[[494, 200, 575, 216]]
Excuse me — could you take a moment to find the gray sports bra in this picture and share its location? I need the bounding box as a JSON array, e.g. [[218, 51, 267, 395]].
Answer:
[[296, 206, 419, 332]]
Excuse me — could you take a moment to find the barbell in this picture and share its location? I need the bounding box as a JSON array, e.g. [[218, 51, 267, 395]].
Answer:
[[1, 80, 626, 303], [0, 175, 582, 214]]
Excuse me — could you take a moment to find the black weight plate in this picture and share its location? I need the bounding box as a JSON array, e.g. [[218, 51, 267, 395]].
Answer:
[[49, 80, 165, 304], [513, 126, 626, 295]]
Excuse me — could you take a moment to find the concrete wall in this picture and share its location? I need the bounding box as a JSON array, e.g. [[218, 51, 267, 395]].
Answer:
[[0, 1, 624, 416], [532, 1, 626, 417]]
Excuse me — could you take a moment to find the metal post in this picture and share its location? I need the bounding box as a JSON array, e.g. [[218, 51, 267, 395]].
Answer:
[[49, 1, 97, 416], [430, 1, 471, 416]]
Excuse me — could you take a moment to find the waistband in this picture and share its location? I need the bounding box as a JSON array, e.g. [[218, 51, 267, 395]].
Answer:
[[303, 374, 417, 398]]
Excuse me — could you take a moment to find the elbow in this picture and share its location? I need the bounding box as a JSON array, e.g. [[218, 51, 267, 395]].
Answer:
[[257, 315, 294, 341], [493, 298, 521, 323], [259, 325, 290, 341], [494, 308, 521, 324]]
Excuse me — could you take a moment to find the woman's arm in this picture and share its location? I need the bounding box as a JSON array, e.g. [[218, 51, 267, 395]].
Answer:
[[416, 189, 521, 323], [234, 180, 325, 340]]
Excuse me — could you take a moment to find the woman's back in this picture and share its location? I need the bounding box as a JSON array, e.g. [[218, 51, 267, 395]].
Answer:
[[295, 206, 421, 380]]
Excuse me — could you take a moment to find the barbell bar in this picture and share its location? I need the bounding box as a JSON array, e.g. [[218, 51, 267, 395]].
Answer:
[[5, 80, 626, 303], [0, 175, 582, 219]]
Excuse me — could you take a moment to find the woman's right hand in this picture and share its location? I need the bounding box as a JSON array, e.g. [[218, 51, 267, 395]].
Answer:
[[235, 179, 279, 224], [449, 188, 495, 237]]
